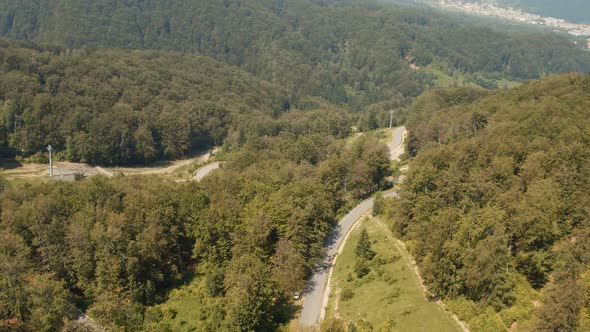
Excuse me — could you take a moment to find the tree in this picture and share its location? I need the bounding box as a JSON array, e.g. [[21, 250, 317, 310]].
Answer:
[[0, 231, 30, 323], [223, 254, 277, 331], [271, 239, 306, 296], [355, 229, 375, 261], [25, 275, 71, 332], [134, 125, 157, 163], [87, 292, 144, 330], [354, 229, 375, 278], [535, 278, 584, 332]]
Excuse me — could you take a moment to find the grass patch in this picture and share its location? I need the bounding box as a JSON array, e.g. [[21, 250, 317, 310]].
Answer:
[[374, 128, 393, 145], [326, 218, 461, 331], [424, 66, 473, 88], [143, 277, 225, 331], [424, 65, 522, 90]]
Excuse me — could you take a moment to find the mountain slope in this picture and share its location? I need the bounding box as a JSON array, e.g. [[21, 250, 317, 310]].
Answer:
[[386, 73, 590, 330], [1, 0, 590, 109], [0, 39, 290, 164]]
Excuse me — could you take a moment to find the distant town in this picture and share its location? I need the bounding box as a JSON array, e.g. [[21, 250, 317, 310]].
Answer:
[[421, 0, 590, 40]]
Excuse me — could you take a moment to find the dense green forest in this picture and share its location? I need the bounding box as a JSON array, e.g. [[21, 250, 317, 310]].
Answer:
[[2, 0, 590, 165], [0, 111, 392, 330], [0, 39, 294, 164], [383, 73, 590, 330], [3, 0, 590, 331], [1, 0, 590, 108]]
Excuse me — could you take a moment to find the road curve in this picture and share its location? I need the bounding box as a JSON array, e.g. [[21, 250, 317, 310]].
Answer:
[[299, 198, 374, 326], [299, 127, 406, 328], [389, 126, 406, 161], [194, 162, 221, 181]]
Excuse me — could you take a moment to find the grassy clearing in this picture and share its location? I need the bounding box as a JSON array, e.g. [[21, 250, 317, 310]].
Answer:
[[424, 65, 522, 90], [325, 217, 461, 331], [374, 128, 393, 145], [143, 277, 225, 332], [0, 146, 218, 185], [425, 66, 473, 88]]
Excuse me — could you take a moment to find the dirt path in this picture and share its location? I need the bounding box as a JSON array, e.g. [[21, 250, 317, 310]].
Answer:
[[1, 147, 218, 180]]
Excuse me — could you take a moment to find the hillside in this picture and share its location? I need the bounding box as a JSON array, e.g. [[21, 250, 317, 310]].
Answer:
[[3, 1, 590, 331], [0, 39, 296, 165], [1, 0, 590, 111], [384, 73, 590, 330], [0, 122, 392, 331]]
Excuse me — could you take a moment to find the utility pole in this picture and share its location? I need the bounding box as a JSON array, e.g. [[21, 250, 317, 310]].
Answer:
[[47, 145, 53, 177], [389, 110, 394, 129]]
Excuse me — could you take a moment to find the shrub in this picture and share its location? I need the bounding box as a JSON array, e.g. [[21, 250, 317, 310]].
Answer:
[[341, 288, 355, 301], [355, 259, 370, 278], [373, 256, 387, 266]]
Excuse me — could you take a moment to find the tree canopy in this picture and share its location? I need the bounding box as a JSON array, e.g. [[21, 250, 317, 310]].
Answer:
[[384, 73, 590, 330], [0, 114, 391, 330], [1, 0, 589, 108]]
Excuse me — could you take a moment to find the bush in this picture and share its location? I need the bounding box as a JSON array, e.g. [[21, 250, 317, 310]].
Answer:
[[161, 307, 177, 320], [373, 256, 387, 266], [363, 272, 376, 283], [355, 259, 370, 278], [341, 288, 355, 301], [378, 319, 397, 331]]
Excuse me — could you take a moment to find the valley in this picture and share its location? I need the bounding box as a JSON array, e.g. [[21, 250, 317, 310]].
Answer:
[[1, 1, 590, 331]]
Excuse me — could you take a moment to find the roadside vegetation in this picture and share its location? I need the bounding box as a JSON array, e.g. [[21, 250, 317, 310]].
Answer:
[[1, 0, 590, 331], [3, 0, 590, 167], [385, 73, 590, 331], [0, 121, 392, 330], [324, 217, 460, 331]]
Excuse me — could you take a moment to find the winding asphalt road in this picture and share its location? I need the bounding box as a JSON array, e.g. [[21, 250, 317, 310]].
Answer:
[[194, 162, 221, 181], [389, 126, 406, 162], [298, 126, 406, 327]]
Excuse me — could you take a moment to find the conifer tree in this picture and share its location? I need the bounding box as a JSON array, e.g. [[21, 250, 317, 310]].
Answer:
[[355, 229, 376, 261]]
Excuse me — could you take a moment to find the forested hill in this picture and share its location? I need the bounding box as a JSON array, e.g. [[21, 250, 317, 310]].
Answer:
[[0, 110, 391, 331], [0, 39, 299, 165], [1, 0, 590, 108], [386, 73, 590, 330]]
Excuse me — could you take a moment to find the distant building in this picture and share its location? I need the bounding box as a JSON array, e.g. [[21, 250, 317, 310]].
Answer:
[[587, 39, 590, 49]]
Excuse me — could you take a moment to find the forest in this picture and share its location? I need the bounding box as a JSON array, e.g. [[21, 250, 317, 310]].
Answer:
[[383, 73, 590, 331], [1, 0, 590, 108], [0, 109, 392, 330], [2, 0, 590, 331], [3, 0, 590, 165], [0, 39, 297, 165]]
